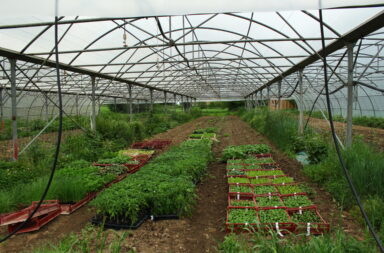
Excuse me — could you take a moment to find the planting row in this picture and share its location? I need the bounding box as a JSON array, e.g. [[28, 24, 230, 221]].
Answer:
[[189, 127, 217, 140], [91, 138, 213, 228], [223, 144, 329, 235]]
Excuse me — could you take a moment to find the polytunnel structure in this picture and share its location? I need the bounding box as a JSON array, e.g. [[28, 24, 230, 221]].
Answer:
[[1, 0, 384, 251]]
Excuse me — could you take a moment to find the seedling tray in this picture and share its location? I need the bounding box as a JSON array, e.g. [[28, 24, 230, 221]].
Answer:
[[255, 194, 285, 209], [276, 183, 306, 196], [260, 163, 279, 169], [253, 184, 279, 196], [60, 193, 97, 215], [92, 213, 149, 230], [258, 208, 296, 234], [254, 153, 273, 158], [288, 207, 330, 235], [228, 195, 257, 209], [7, 208, 62, 234], [226, 208, 259, 233], [0, 200, 60, 226], [281, 194, 316, 210]]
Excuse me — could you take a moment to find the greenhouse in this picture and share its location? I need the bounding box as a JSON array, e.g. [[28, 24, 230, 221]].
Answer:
[[0, 1, 384, 252]]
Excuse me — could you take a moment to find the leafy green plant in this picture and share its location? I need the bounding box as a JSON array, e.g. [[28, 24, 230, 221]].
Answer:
[[230, 200, 256, 207], [222, 144, 271, 160], [256, 196, 283, 207], [228, 177, 249, 184], [228, 209, 258, 224], [245, 170, 285, 177], [259, 209, 290, 223], [253, 186, 277, 195], [227, 169, 245, 176], [277, 185, 304, 195], [290, 210, 321, 223], [229, 185, 253, 193], [249, 178, 271, 185], [282, 195, 313, 208], [271, 177, 294, 184]]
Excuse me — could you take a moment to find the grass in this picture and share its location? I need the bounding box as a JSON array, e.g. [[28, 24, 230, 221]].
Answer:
[[218, 230, 377, 253]]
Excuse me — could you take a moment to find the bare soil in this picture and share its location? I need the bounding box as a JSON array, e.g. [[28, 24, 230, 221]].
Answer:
[[0, 115, 364, 253]]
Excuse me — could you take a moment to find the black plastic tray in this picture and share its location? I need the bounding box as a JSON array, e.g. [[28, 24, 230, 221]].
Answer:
[[149, 214, 179, 221], [91, 214, 149, 230]]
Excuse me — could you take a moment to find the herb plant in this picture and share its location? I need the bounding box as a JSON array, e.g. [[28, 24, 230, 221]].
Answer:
[[229, 185, 253, 193], [228, 177, 249, 184], [259, 209, 290, 223], [256, 196, 284, 207], [282, 195, 313, 208], [228, 209, 258, 223], [272, 177, 294, 184], [230, 200, 256, 207], [249, 178, 271, 185], [291, 210, 321, 223], [277, 185, 305, 195], [253, 185, 277, 195]]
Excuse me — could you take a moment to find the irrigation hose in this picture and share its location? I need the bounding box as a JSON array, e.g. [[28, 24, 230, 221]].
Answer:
[[0, 15, 63, 243], [319, 9, 384, 252]]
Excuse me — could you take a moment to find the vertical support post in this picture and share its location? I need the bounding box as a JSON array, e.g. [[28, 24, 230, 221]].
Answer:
[[267, 85, 270, 108], [129, 84, 133, 122], [10, 58, 18, 161], [277, 80, 282, 110], [346, 43, 355, 148], [91, 76, 96, 132], [0, 88, 4, 131], [149, 88, 153, 113], [298, 69, 304, 134], [164, 91, 167, 113], [173, 93, 177, 112], [44, 92, 49, 121]]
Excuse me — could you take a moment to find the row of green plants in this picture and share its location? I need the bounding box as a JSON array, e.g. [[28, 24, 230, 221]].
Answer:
[[239, 107, 384, 243], [0, 156, 135, 213], [0, 109, 200, 213], [91, 138, 213, 224]]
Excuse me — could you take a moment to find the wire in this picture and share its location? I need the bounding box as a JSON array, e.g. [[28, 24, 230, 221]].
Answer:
[[319, 9, 384, 252], [0, 14, 63, 243]]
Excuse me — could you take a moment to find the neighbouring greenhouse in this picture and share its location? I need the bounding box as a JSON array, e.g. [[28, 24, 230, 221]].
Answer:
[[0, 1, 384, 252]]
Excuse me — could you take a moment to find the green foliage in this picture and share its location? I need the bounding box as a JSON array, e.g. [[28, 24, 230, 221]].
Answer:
[[290, 210, 320, 223], [253, 185, 277, 195], [277, 185, 305, 195], [218, 230, 376, 253], [61, 132, 104, 162], [229, 185, 253, 193], [245, 170, 284, 177], [230, 200, 255, 207], [259, 209, 290, 223], [92, 139, 212, 220], [255, 196, 283, 207], [228, 209, 258, 223], [228, 177, 249, 184], [222, 144, 271, 160], [282, 196, 313, 208]]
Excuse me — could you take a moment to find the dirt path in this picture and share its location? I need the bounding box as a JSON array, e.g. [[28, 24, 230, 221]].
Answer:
[[0, 116, 216, 253], [307, 117, 384, 151]]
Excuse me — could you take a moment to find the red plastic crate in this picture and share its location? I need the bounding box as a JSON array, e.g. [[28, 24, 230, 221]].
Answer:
[[288, 207, 330, 235], [228, 185, 254, 200], [60, 193, 97, 215], [226, 207, 259, 233], [255, 194, 285, 210], [253, 184, 279, 197], [280, 194, 317, 210], [228, 195, 257, 209], [258, 207, 296, 234], [8, 208, 62, 234], [0, 200, 60, 226]]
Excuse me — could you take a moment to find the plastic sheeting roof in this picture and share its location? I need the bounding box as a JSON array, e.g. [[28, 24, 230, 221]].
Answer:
[[0, 3, 383, 117]]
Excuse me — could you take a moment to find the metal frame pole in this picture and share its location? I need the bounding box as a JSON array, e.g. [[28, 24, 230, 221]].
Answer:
[[91, 76, 96, 131], [164, 91, 167, 113], [298, 69, 304, 134], [129, 84, 133, 122], [44, 92, 49, 121], [0, 88, 4, 130], [278, 80, 282, 110], [10, 58, 18, 160], [181, 95, 184, 112], [346, 43, 355, 148]]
